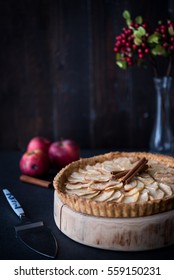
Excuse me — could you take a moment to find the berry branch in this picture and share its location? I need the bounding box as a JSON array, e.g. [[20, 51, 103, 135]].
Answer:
[[114, 10, 174, 78]]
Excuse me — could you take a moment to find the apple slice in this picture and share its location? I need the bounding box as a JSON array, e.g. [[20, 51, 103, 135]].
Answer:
[[70, 171, 86, 180], [124, 180, 144, 197], [113, 157, 133, 170], [147, 188, 164, 200], [124, 185, 143, 197], [94, 189, 115, 202], [102, 161, 116, 172], [65, 188, 97, 196], [107, 190, 122, 201], [145, 182, 159, 190], [94, 162, 111, 174], [84, 191, 101, 199], [66, 182, 92, 190], [85, 165, 103, 175], [154, 172, 174, 184], [122, 192, 139, 203], [105, 182, 123, 190], [138, 175, 154, 184], [116, 193, 124, 202], [84, 173, 112, 182], [90, 180, 123, 191], [159, 182, 173, 196], [139, 191, 149, 202], [124, 180, 137, 191], [68, 172, 90, 184]]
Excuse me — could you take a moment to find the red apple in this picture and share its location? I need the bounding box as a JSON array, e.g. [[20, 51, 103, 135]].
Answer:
[[48, 139, 80, 168], [19, 149, 50, 177], [27, 136, 51, 153]]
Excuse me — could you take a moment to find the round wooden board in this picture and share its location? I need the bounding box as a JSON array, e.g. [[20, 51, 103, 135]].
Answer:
[[54, 191, 174, 251]]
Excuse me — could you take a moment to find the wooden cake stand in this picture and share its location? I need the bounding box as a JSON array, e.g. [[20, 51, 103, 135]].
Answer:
[[54, 191, 174, 251]]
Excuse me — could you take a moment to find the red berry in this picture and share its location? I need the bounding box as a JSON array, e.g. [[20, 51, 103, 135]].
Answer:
[[163, 43, 168, 48], [138, 53, 144, 59], [144, 48, 150, 53]]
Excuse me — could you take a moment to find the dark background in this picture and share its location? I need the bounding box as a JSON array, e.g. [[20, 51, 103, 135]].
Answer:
[[1, 0, 174, 152]]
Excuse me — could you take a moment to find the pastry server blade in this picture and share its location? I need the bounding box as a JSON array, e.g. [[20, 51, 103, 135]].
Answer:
[[3, 188, 58, 258]]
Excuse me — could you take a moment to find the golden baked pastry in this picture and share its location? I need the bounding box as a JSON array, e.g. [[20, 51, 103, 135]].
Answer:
[[53, 152, 174, 218]]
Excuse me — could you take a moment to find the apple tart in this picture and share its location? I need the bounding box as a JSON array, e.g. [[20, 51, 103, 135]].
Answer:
[[53, 152, 174, 217]]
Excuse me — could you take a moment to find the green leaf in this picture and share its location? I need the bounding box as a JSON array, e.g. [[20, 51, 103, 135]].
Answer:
[[151, 45, 166, 55], [126, 18, 131, 26], [116, 60, 127, 69], [134, 37, 142, 46], [138, 26, 146, 35], [134, 29, 145, 39], [135, 16, 143, 24], [123, 10, 131, 20], [148, 33, 160, 44], [168, 26, 174, 36], [116, 53, 122, 60]]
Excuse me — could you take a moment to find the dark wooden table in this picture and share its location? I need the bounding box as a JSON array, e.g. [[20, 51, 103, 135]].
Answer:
[[0, 150, 174, 260]]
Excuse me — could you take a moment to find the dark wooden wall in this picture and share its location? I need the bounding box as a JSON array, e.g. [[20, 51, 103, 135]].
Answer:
[[0, 0, 174, 151]]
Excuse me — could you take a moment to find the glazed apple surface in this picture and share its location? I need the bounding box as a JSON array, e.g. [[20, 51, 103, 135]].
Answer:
[[27, 136, 51, 153], [48, 139, 80, 168], [19, 149, 50, 177]]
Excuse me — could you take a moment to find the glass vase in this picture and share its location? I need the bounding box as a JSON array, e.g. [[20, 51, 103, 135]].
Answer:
[[150, 76, 174, 155]]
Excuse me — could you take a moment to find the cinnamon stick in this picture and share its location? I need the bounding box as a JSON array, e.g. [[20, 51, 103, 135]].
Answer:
[[20, 175, 52, 188], [111, 170, 129, 179], [121, 157, 148, 184]]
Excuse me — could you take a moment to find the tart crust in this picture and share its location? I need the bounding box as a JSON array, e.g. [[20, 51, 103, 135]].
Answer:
[[53, 151, 174, 218]]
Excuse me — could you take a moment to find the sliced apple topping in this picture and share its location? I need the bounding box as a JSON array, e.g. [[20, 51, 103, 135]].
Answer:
[[94, 189, 115, 202], [136, 180, 145, 189], [83, 191, 101, 199], [65, 188, 98, 196], [102, 161, 117, 172], [139, 191, 149, 202], [89, 180, 122, 191], [147, 188, 165, 200], [145, 182, 159, 191], [105, 182, 123, 190], [153, 172, 174, 184], [138, 174, 154, 184], [159, 182, 173, 196], [113, 157, 133, 170], [84, 165, 103, 175], [124, 180, 137, 191], [107, 190, 122, 201], [122, 192, 140, 203], [66, 182, 92, 190], [124, 185, 144, 197], [68, 172, 87, 183], [116, 193, 124, 202], [64, 157, 174, 203], [85, 173, 112, 182]]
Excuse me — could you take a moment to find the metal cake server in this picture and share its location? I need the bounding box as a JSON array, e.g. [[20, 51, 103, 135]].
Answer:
[[3, 188, 58, 258]]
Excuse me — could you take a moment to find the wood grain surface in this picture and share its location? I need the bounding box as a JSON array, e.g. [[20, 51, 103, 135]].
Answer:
[[0, 1, 174, 150], [54, 191, 174, 251]]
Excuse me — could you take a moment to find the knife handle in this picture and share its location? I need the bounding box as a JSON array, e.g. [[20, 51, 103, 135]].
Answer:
[[3, 189, 25, 218]]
